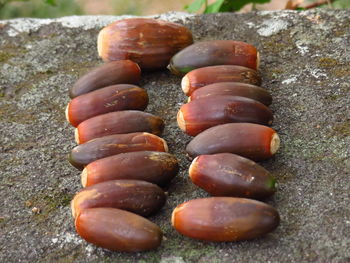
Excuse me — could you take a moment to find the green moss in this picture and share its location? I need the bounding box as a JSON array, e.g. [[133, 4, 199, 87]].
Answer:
[[0, 217, 9, 230], [318, 57, 338, 68], [0, 51, 14, 63], [332, 66, 350, 78], [332, 121, 350, 137], [324, 94, 340, 101], [30, 190, 74, 221]]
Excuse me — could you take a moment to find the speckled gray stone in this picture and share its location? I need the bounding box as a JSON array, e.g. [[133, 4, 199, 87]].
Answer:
[[0, 10, 349, 263]]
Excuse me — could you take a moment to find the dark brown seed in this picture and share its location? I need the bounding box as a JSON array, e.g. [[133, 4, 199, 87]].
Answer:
[[69, 132, 168, 170], [169, 40, 259, 75], [189, 153, 276, 199], [171, 197, 280, 242], [69, 60, 141, 98], [189, 82, 272, 106], [66, 85, 149, 127], [71, 180, 166, 218], [75, 111, 164, 144], [186, 123, 280, 161], [177, 96, 273, 136], [98, 18, 193, 70], [181, 65, 261, 96], [82, 151, 179, 187], [75, 207, 162, 252]]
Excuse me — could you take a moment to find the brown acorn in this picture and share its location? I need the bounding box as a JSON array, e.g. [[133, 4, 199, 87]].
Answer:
[[169, 40, 259, 75], [186, 123, 280, 161], [177, 95, 273, 136], [69, 132, 168, 169], [71, 180, 166, 218], [189, 153, 276, 199], [188, 82, 272, 106], [97, 18, 193, 70], [82, 151, 179, 187], [171, 197, 280, 242], [69, 60, 141, 98], [75, 207, 163, 252], [181, 65, 261, 96], [75, 111, 164, 144], [66, 84, 148, 127]]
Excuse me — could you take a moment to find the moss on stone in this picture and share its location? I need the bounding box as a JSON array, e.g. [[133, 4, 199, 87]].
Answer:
[[318, 57, 338, 68], [332, 121, 350, 137], [30, 190, 73, 221]]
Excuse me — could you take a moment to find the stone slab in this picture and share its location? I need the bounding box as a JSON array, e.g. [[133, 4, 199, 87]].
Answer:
[[0, 10, 349, 263]]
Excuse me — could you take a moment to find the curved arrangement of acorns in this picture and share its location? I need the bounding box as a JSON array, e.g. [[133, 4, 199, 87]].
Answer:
[[65, 17, 281, 252]]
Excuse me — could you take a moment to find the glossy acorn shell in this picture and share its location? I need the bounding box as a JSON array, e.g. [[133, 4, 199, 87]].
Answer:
[[169, 40, 259, 75], [172, 197, 280, 242], [189, 82, 272, 106], [82, 151, 179, 187], [177, 95, 273, 136], [66, 84, 148, 127], [75, 110, 164, 144], [69, 132, 168, 170], [186, 123, 280, 161], [69, 60, 141, 98], [181, 65, 261, 96], [189, 153, 276, 199], [71, 180, 166, 218], [98, 18, 193, 70], [75, 207, 162, 252]]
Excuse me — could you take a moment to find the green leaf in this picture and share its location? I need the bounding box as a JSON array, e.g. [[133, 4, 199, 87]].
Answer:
[[45, 0, 56, 6], [204, 0, 225, 13], [220, 0, 271, 12], [185, 0, 206, 13]]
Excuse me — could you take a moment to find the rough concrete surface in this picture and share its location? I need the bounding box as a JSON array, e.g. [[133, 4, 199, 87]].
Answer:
[[0, 10, 349, 263]]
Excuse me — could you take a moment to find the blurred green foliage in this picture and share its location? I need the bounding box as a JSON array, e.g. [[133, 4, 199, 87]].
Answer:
[[0, 0, 82, 19], [332, 0, 350, 8], [185, 0, 271, 13], [111, 0, 141, 15], [185, 0, 350, 13]]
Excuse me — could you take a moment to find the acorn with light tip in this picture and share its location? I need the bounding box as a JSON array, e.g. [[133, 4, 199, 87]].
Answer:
[[71, 180, 166, 218], [181, 65, 261, 96], [75, 111, 164, 144], [168, 40, 260, 75], [66, 84, 149, 127], [171, 197, 280, 242], [75, 208, 163, 252], [69, 60, 141, 98], [177, 95, 273, 136], [188, 82, 272, 106], [189, 153, 276, 199], [97, 18, 193, 70], [69, 132, 168, 169], [186, 123, 280, 161], [81, 151, 179, 187]]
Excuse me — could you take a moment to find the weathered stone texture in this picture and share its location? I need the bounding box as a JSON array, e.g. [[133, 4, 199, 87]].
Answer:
[[0, 10, 349, 263]]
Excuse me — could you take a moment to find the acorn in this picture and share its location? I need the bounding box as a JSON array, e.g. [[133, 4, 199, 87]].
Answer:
[[189, 153, 276, 199], [75, 207, 163, 252], [188, 82, 272, 106], [97, 18, 193, 70], [75, 111, 164, 144], [171, 197, 280, 242], [81, 151, 179, 187], [71, 180, 166, 218], [69, 132, 168, 169], [69, 60, 141, 98], [66, 84, 148, 127], [177, 95, 273, 136], [181, 65, 261, 96], [169, 40, 259, 75], [186, 123, 280, 161]]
